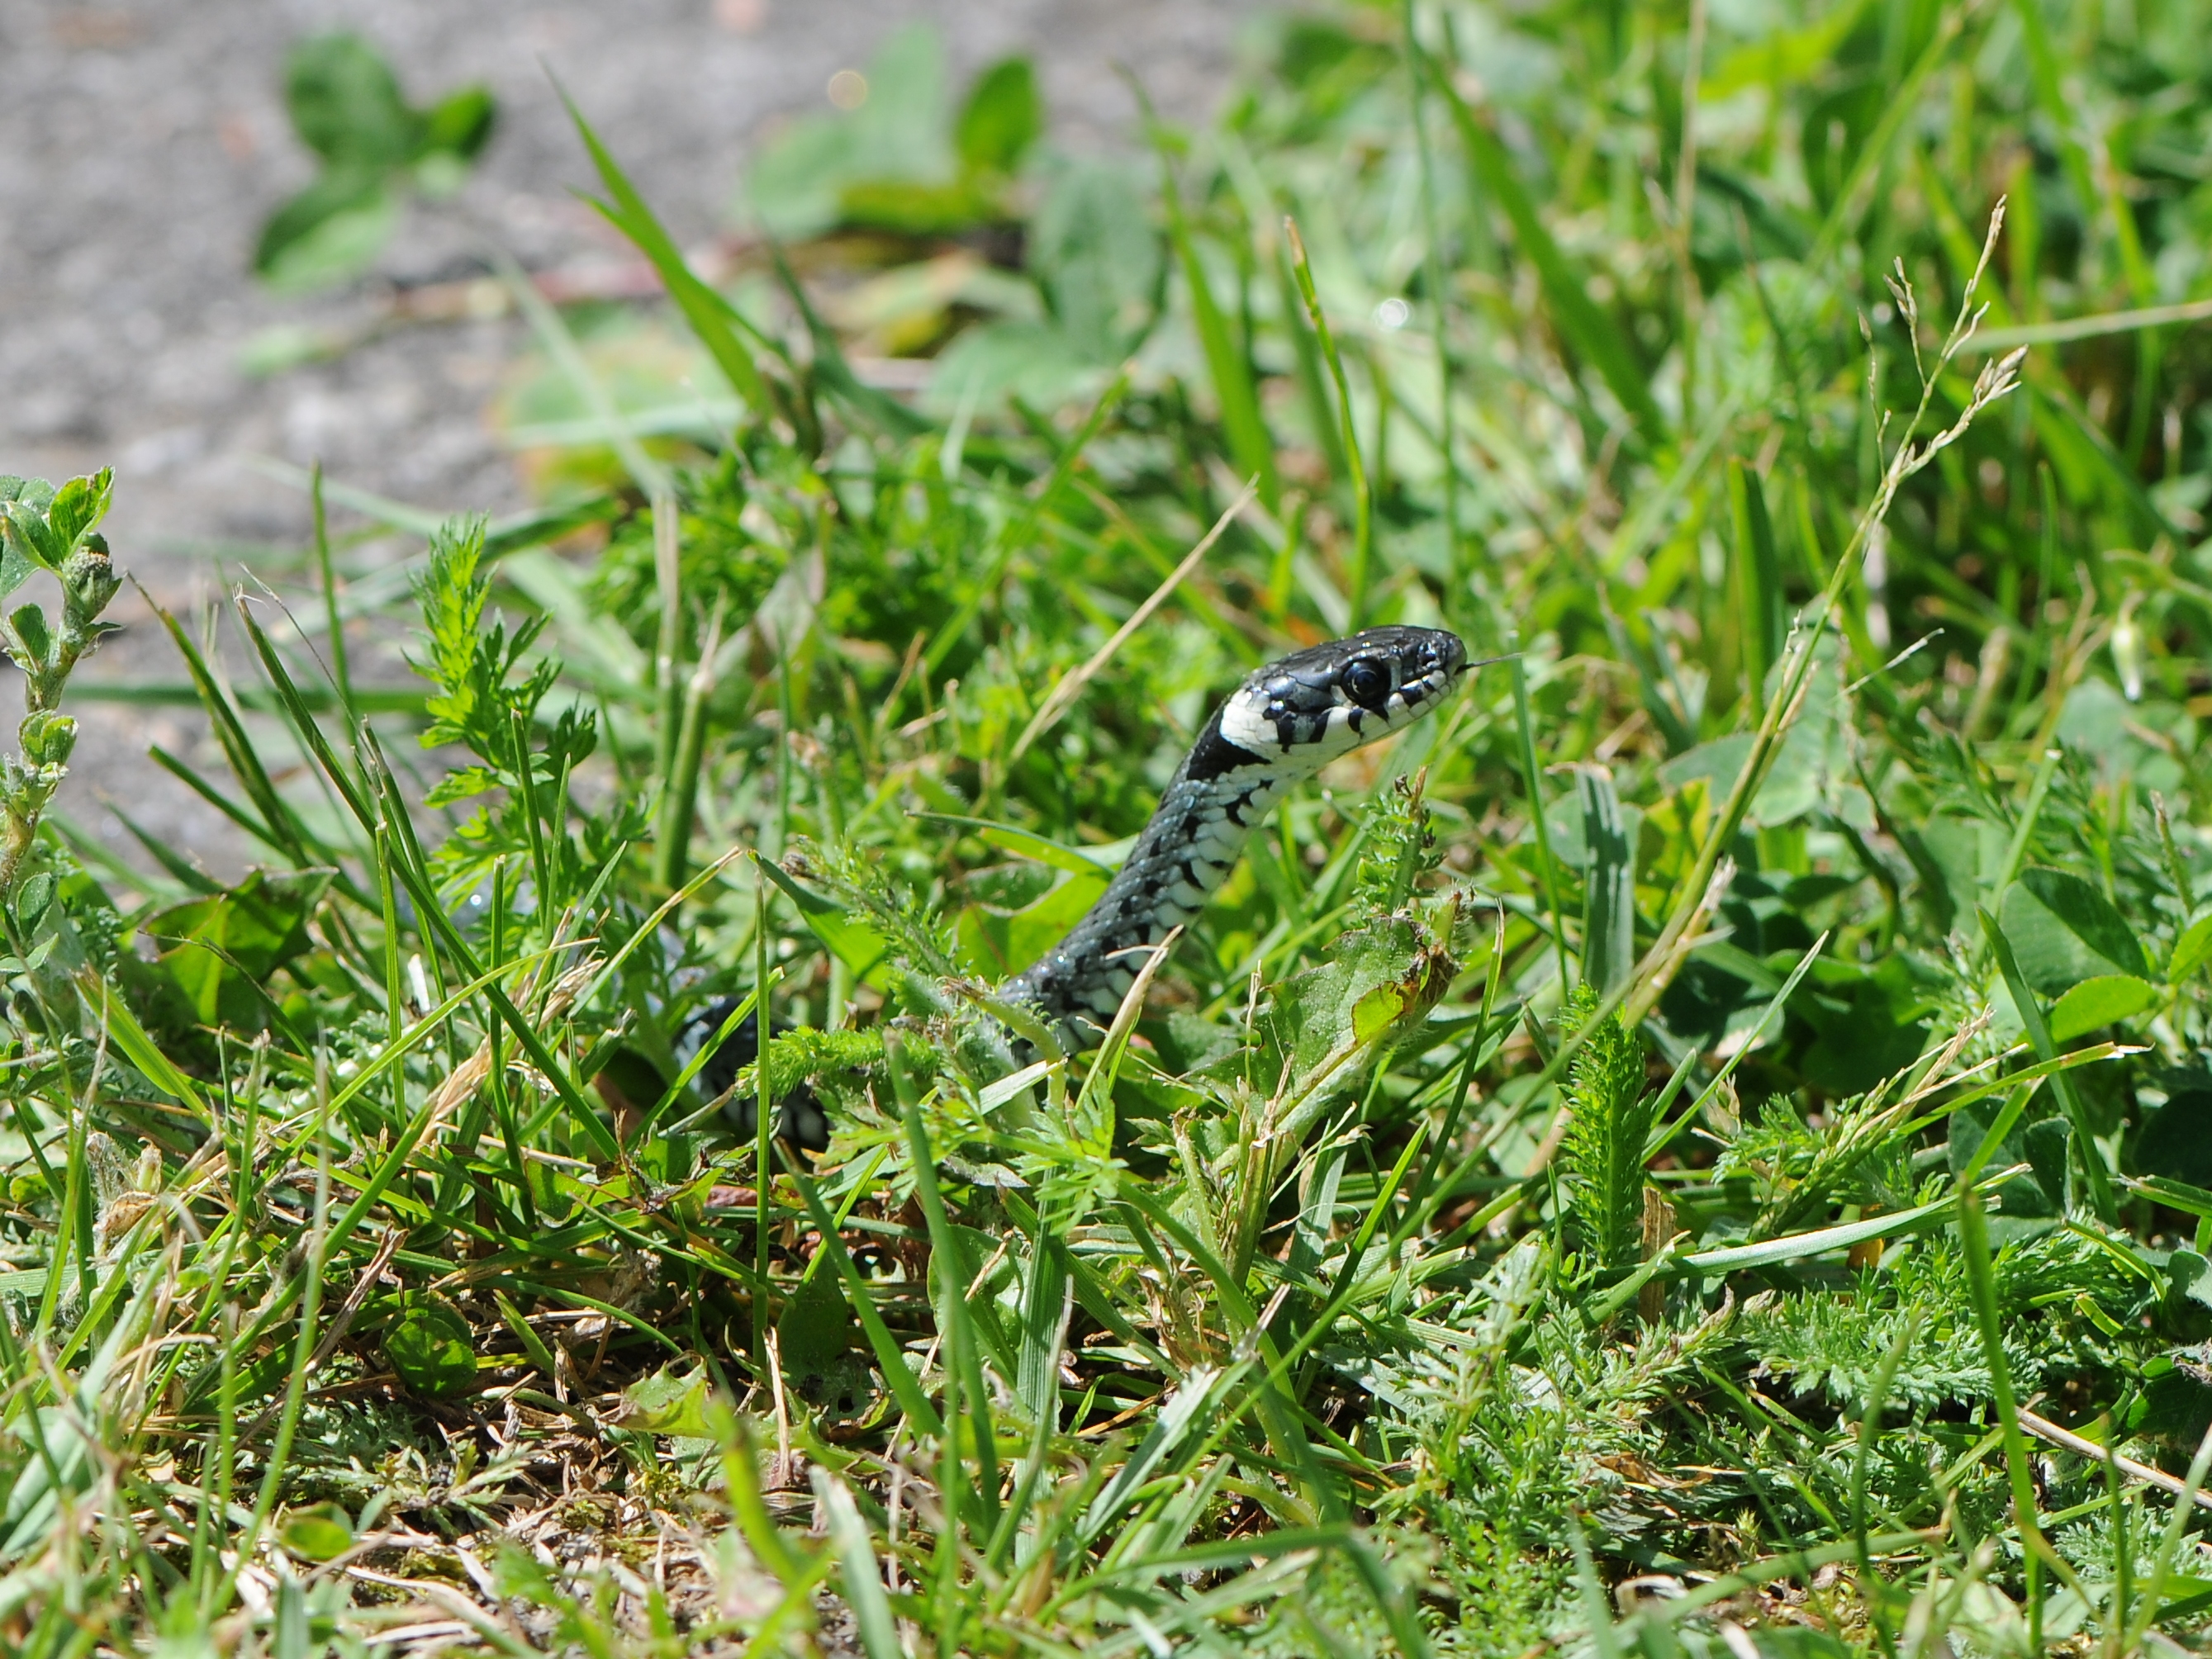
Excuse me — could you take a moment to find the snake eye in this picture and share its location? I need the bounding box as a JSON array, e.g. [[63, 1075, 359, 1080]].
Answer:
[[1342, 658, 1391, 710]]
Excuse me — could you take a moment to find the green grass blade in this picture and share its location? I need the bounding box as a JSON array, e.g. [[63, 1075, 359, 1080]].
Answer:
[[1161, 165, 1276, 510], [1575, 765, 1634, 995], [814, 1469, 906, 1659], [1955, 1173, 2050, 1648], [556, 83, 771, 415], [1728, 458, 1783, 704], [788, 1159, 944, 1439], [1284, 218, 1374, 630], [1433, 69, 1664, 446], [1980, 905, 2119, 1222]]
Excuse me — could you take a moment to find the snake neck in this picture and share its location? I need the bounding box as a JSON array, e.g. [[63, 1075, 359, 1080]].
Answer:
[[1002, 709, 1311, 1046]]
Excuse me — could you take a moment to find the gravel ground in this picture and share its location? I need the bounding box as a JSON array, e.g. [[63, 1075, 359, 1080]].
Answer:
[[0, 0, 1262, 879]]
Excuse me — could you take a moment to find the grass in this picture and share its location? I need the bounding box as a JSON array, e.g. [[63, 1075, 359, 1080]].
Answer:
[[9, 0, 2212, 1652]]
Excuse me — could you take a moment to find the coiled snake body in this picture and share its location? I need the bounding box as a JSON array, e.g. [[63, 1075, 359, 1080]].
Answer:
[[682, 625, 1469, 1144]]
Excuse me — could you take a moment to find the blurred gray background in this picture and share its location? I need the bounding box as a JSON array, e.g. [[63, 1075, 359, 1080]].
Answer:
[[0, 0, 1260, 873]]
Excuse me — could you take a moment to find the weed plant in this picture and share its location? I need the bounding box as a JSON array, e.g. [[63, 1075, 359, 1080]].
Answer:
[[10, 2, 2212, 1654]]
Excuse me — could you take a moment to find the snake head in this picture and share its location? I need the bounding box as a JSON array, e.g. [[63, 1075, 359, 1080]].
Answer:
[[1210, 625, 1470, 770]]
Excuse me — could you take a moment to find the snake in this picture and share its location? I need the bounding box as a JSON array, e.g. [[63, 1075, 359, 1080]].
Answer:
[[677, 625, 1471, 1146]]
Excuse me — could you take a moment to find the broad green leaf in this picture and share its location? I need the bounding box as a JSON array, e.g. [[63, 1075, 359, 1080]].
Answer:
[[259, 36, 494, 290], [136, 868, 335, 1031], [1352, 979, 1413, 1046], [837, 176, 999, 236], [2047, 973, 2157, 1041], [43, 470, 111, 551], [2138, 1076, 2212, 1188], [1982, 903, 2121, 1221], [420, 84, 496, 163], [255, 178, 399, 290], [775, 1268, 877, 1424], [744, 24, 952, 239], [1999, 867, 2151, 993], [956, 57, 1041, 175], [1659, 650, 1843, 827], [285, 35, 420, 169], [0, 514, 40, 599], [1031, 162, 1161, 362], [2, 502, 62, 573], [926, 316, 1103, 412], [2131, 1338, 2212, 1443], [2158, 1265, 2212, 1318], [1704, 0, 1873, 97], [2172, 912, 2212, 981], [278, 1504, 354, 1562], [791, 1168, 943, 1438], [385, 1300, 477, 1398], [612, 1365, 716, 1438], [1264, 916, 1455, 1131]]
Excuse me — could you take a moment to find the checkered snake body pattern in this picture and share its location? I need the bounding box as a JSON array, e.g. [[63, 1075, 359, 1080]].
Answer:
[[681, 626, 1470, 1144]]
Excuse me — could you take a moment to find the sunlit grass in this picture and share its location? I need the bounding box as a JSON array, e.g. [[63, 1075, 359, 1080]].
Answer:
[[7, 2, 2212, 1654]]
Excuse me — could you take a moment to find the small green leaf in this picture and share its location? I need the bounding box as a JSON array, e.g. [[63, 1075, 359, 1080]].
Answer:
[[956, 57, 1041, 175], [385, 1299, 478, 1398], [2, 503, 63, 572], [420, 84, 496, 163], [776, 1268, 877, 1423], [959, 866, 1108, 981], [259, 36, 496, 292], [43, 471, 111, 551], [422, 765, 502, 807], [13, 872, 55, 932], [1263, 915, 1455, 1135], [9, 604, 51, 671], [2168, 1252, 2212, 1313], [2047, 973, 2157, 1041], [285, 35, 421, 170], [743, 23, 952, 239], [612, 1364, 715, 1438], [1352, 980, 1413, 1046], [837, 176, 999, 236], [2172, 913, 2212, 982], [254, 177, 398, 290], [278, 1503, 354, 1562]]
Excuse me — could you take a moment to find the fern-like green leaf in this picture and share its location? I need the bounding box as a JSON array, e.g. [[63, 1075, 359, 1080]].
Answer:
[[1559, 986, 1657, 1275]]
